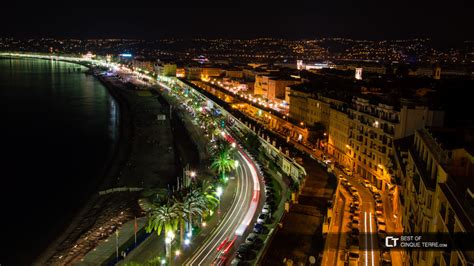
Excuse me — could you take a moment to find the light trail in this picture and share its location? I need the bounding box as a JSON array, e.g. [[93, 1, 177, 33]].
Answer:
[[184, 157, 247, 265], [369, 212, 375, 266], [364, 212, 368, 266]]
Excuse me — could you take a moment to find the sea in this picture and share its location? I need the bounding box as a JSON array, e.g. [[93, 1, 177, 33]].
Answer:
[[0, 57, 118, 264]]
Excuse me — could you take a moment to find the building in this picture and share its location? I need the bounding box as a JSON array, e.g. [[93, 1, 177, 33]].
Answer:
[[328, 106, 352, 169], [225, 68, 244, 79], [132, 59, 155, 73], [155, 63, 177, 77], [401, 128, 474, 266], [348, 97, 444, 191], [254, 74, 300, 101]]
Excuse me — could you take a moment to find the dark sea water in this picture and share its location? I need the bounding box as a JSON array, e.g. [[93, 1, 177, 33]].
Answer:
[[0, 58, 118, 264]]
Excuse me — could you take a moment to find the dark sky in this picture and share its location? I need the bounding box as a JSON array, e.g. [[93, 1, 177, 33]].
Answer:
[[1, 2, 473, 43]]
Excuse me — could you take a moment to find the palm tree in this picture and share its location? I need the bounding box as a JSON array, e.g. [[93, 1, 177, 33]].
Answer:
[[211, 149, 235, 181], [171, 198, 187, 245], [146, 204, 179, 260], [183, 190, 206, 233]]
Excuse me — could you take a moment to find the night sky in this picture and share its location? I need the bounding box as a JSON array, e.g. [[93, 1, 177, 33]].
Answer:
[[1, 2, 473, 43]]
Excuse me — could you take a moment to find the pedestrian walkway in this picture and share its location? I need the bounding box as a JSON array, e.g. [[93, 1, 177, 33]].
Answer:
[[120, 170, 239, 265], [78, 217, 147, 265]]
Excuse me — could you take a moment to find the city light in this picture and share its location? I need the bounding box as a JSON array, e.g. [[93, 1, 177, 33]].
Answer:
[[184, 239, 191, 245], [216, 187, 223, 198]]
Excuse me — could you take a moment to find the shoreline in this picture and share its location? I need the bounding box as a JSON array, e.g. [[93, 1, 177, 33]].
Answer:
[[34, 70, 134, 265], [35, 70, 187, 265]]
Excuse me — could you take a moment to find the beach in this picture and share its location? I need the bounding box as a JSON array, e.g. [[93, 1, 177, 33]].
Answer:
[[34, 72, 186, 265]]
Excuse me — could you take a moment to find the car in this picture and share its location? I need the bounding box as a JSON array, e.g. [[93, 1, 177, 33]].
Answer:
[[374, 193, 382, 200], [345, 251, 360, 263], [339, 175, 348, 182], [376, 204, 384, 212], [378, 224, 387, 232], [230, 258, 241, 266], [351, 228, 360, 237], [351, 215, 360, 222], [237, 243, 252, 254], [375, 210, 384, 217], [262, 206, 271, 215], [361, 180, 371, 188], [377, 217, 386, 225], [381, 251, 392, 263], [378, 229, 387, 240], [375, 199, 383, 204], [343, 168, 353, 176], [353, 199, 360, 205], [245, 233, 262, 245], [253, 223, 264, 234], [236, 250, 253, 260], [351, 219, 360, 226], [370, 186, 379, 193], [257, 213, 269, 224]]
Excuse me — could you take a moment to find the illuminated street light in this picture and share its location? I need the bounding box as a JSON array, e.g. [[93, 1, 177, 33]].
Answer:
[[175, 250, 181, 256], [216, 187, 223, 198], [184, 239, 191, 245], [231, 142, 236, 148], [190, 171, 196, 178], [235, 160, 239, 168]]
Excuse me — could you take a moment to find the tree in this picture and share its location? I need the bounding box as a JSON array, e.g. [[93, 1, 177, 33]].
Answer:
[[171, 198, 187, 245], [210, 149, 235, 181], [145, 204, 179, 260], [183, 190, 206, 233]]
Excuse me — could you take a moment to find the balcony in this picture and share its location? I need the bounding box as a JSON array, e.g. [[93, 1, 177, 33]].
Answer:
[[409, 148, 436, 190]]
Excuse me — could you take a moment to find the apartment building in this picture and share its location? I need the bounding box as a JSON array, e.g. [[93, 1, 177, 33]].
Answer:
[[348, 97, 444, 191], [401, 128, 474, 266], [254, 74, 300, 101]]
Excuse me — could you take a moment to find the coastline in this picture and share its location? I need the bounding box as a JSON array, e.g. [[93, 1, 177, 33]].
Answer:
[[34, 70, 133, 265], [35, 70, 183, 265]]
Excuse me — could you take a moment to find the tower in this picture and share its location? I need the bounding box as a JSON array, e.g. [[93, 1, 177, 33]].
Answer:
[[355, 68, 363, 80]]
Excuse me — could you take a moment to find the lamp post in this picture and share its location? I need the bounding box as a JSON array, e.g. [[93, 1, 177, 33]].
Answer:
[[216, 186, 223, 222], [165, 231, 175, 266]]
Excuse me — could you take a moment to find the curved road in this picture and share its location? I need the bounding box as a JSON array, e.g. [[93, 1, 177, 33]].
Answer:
[[183, 147, 260, 266]]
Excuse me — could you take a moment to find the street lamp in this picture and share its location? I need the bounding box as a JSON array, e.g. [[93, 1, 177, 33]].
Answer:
[[216, 186, 223, 221]]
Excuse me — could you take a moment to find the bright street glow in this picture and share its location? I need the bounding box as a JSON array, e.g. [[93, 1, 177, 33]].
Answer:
[[167, 231, 175, 239], [190, 171, 196, 177], [216, 187, 223, 198], [175, 250, 181, 256], [165, 237, 172, 244], [231, 142, 236, 148], [235, 160, 239, 168], [184, 239, 191, 245], [202, 222, 207, 227]]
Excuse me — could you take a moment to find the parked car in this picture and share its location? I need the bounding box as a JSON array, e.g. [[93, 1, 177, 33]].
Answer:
[[343, 168, 353, 176], [257, 213, 269, 224], [262, 205, 271, 215], [253, 223, 264, 234], [245, 233, 262, 245], [361, 180, 371, 188], [377, 217, 386, 225], [370, 186, 379, 193]]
